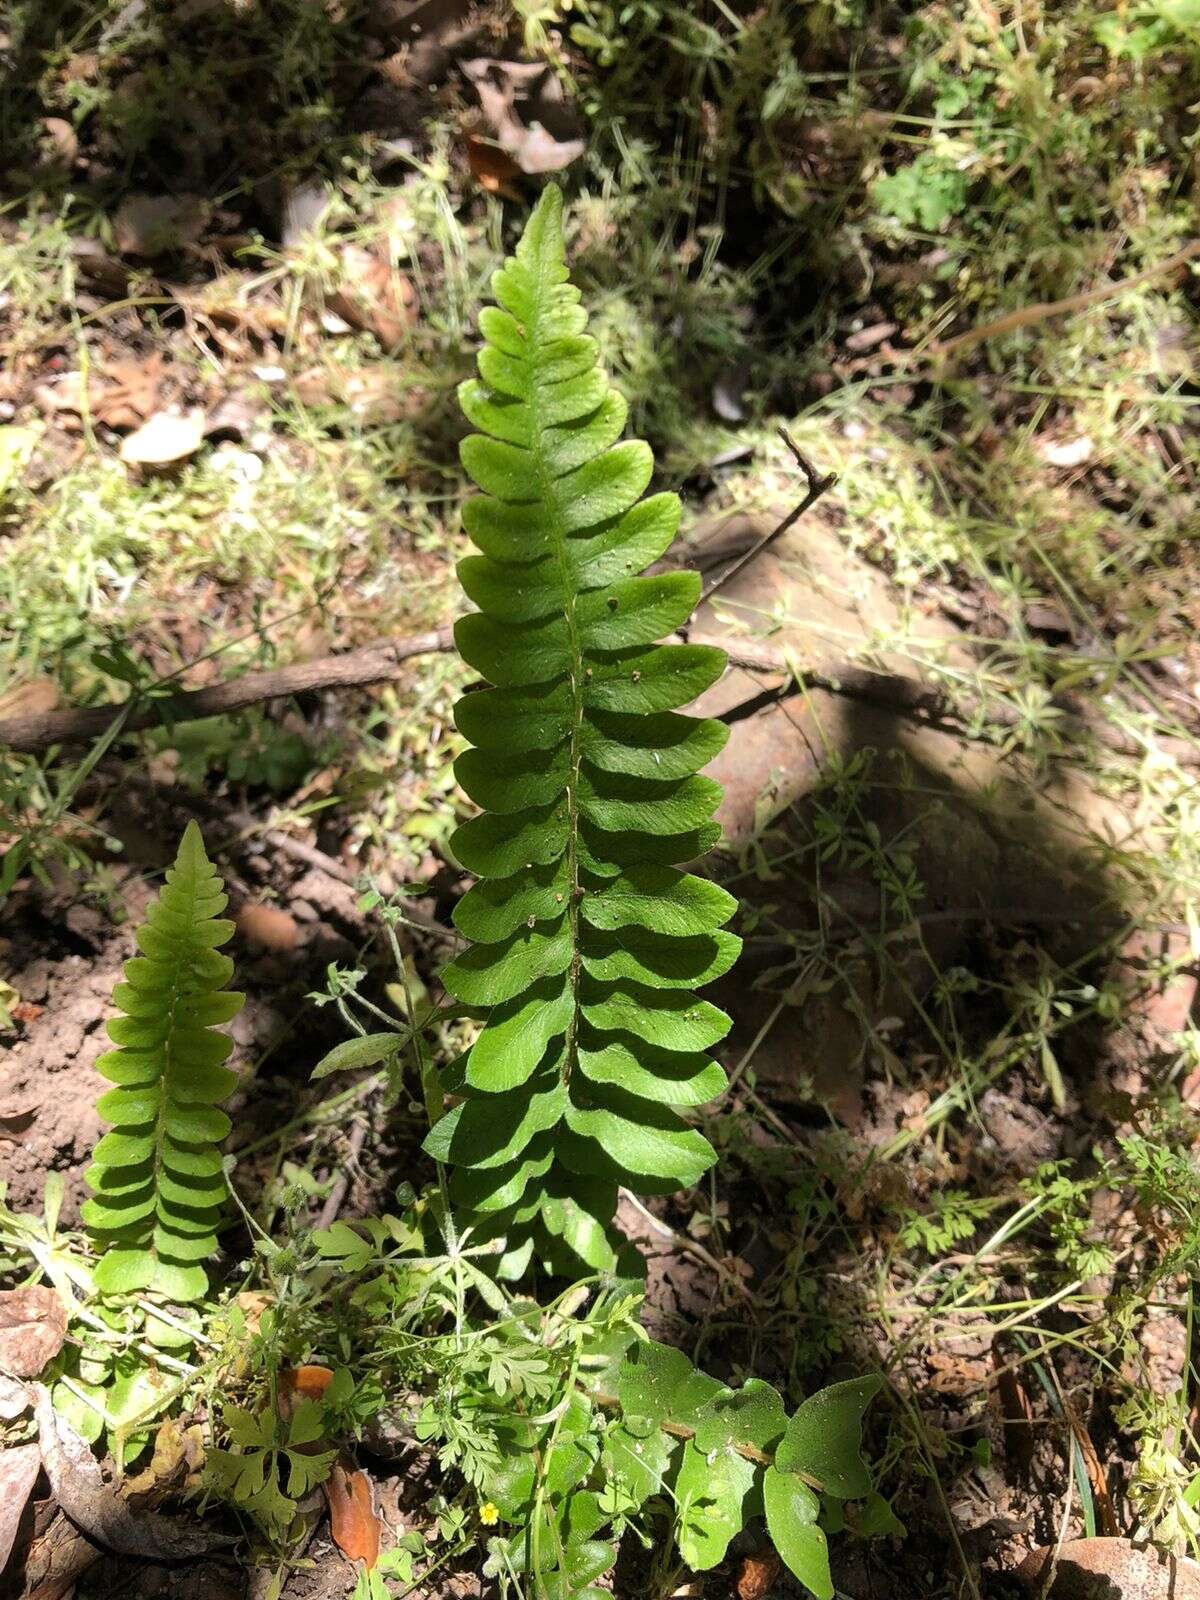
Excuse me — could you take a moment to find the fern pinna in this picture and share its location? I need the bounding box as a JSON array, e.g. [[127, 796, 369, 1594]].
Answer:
[[84, 821, 243, 1302], [426, 185, 739, 1273]]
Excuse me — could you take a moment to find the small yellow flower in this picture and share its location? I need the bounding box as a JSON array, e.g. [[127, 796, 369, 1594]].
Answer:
[[479, 1502, 500, 1527]]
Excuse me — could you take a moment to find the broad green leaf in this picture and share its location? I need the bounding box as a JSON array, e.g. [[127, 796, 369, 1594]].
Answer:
[[442, 918, 572, 1006], [606, 1418, 677, 1503], [581, 983, 732, 1052], [577, 1037, 726, 1105], [456, 610, 571, 688], [465, 980, 572, 1091], [584, 644, 726, 714], [458, 552, 561, 625], [424, 1075, 567, 1169], [577, 769, 722, 834], [693, 1379, 788, 1455], [581, 708, 727, 780], [615, 1339, 722, 1425], [454, 859, 572, 943], [450, 803, 569, 879], [456, 744, 570, 813], [763, 1466, 830, 1598], [561, 1097, 715, 1189], [675, 1439, 757, 1571], [576, 572, 700, 652], [775, 1375, 882, 1498], [581, 867, 737, 938], [581, 927, 740, 990], [569, 492, 681, 591], [310, 1032, 407, 1079]]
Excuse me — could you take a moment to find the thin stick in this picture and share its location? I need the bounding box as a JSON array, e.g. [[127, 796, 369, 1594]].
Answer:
[[699, 428, 838, 603]]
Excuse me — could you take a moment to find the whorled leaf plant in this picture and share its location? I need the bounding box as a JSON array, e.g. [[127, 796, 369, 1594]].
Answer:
[[83, 821, 243, 1301], [425, 184, 739, 1274]]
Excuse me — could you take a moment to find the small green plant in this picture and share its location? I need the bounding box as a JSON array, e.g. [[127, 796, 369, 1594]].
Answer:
[[427, 183, 739, 1276], [5, 195, 886, 1600], [83, 821, 243, 1302]]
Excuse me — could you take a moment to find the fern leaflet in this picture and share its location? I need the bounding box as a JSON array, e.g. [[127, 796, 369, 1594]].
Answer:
[[84, 821, 243, 1301], [425, 185, 739, 1273]]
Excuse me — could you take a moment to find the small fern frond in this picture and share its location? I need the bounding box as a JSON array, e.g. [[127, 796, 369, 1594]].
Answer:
[[426, 185, 740, 1273], [84, 822, 244, 1302]]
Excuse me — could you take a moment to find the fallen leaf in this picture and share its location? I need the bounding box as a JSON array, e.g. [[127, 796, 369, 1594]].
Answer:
[[1015, 1537, 1200, 1599], [114, 194, 209, 258], [32, 1385, 234, 1559], [278, 1365, 335, 1421], [92, 353, 166, 429], [461, 58, 586, 175], [122, 1419, 206, 1504], [0, 1287, 67, 1377], [0, 1442, 41, 1573], [465, 135, 523, 199], [737, 1551, 781, 1599], [325, 1457, 382, 1568], [329, 245, 416, 349], [0, 678, 59, 718], [236, 903, 300, 951], [120, 409, 206, 467]]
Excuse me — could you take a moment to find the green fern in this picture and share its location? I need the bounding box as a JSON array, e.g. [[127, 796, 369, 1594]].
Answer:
[[84, 821, 243, 1302], [426, 185, 739, 1272]]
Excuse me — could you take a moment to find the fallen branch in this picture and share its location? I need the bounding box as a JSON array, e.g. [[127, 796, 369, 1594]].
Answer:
[[0, 627, 455, 754], [911, 238, 1200, 368]]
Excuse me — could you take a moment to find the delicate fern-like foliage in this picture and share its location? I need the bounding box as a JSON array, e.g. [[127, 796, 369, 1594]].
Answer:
[[426, 185, 740, 1272], [84, 822, 243, 1301]]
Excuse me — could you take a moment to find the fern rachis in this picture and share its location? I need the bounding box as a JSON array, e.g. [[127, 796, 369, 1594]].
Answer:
[[426, 185, 740, 1271]]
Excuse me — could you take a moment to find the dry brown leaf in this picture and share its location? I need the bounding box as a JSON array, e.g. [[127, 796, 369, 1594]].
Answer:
[[32, 1385, 233, 1559], [325, 1458, 382, 1569], [1015, 1537, 1200, 1598], [236, 903, 300, 952], [278, 1365, 335, 1421], [93, 353, 166, 429], [329, 245, 416, 349], [465, 135, 523, 199], [461, 58, 585, 175], [120, 409, 206, 466], [0, 1287, 67, 1377], [0, 1442, 42, 1573], [737, 1551, 780, 1600], [0, 679, 59, 719]]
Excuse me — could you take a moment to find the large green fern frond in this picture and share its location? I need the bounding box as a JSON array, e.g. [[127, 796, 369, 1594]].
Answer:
[[426, 185, 740, 1273], [84, 821, 243, 1302]]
